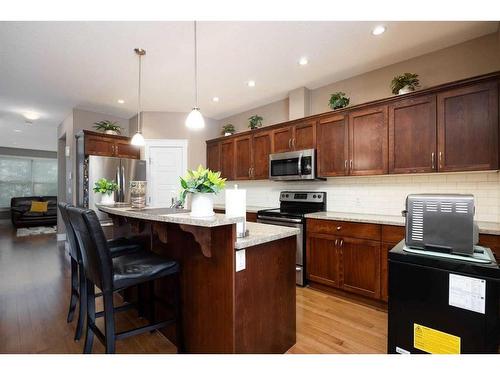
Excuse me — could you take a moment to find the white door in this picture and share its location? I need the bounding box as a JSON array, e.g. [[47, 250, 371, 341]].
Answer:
[[145, 140, 188, 207]]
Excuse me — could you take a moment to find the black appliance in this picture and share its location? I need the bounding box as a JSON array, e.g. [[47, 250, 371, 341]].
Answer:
[[388, 240, 500, 354], [257, 191, 327, 286]]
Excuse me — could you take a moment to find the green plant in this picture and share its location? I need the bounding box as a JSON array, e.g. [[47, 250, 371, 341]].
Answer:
[[391, 73, 420, 95], [221, 123, 236, 135], [248, 115, 263, 130], [328, 92, 350, 110], [179, 165, 226, 204], [93, 120, 122, 134], [93, 178, 118, 195]]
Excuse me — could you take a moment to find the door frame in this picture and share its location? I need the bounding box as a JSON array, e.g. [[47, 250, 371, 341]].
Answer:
[[144, 139, 188, 206]]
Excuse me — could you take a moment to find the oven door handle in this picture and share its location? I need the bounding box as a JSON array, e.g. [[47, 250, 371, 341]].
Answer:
[[257, 215, 303, 224]]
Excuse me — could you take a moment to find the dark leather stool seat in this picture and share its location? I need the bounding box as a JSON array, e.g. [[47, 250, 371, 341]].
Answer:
[[67, 206, 183, 354], [58, 202, 143, 341], [113, 252, 179, 290]]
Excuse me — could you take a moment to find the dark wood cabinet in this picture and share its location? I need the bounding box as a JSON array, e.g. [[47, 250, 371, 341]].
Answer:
[[234, 135, 253, 180], [340, 237, 381, 299], [306, 233, 340, 288], [348, 105, 388, 176], [293, 120, 316, 151], [220, 139, 235, 180], [316, 114, 349, 177], [252, 131, 272, 180], [437, 81, 499, 172], [389, 95, 437, 174], [80, 131, 140, 159], [272, 126, 294, 153], [207, 141, 221, 172]]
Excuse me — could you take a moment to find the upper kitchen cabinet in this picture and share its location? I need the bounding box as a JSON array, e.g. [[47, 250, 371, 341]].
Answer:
[[78, 130, 140, 159], [220, 139, 235, 180], [271, 120, 316, 153], [234, 135, 253, 180], [252, 131, 272, 180], [206, 141, 221, 172], [437, 81, 499, 172], [272, 126, 294, 153], [348, 105, 389, 176], [316, 114, 349, 177], [389, 95, 437, 174]]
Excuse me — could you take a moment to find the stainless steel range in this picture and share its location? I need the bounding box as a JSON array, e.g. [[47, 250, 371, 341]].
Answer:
[[257, 191, 327, 286]]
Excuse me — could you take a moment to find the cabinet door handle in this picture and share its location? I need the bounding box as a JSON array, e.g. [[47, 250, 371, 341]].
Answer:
[[251, 167, 254, 178], [335, 239, 338, 247], [350, 160, 353, 170], [439, 151, 443, 169], [288, 139, 292, 149], [292, 138, 296, 149], [431, 152, 435, 170], [340, 239, 344, 247], [344, 160, 348, 173]]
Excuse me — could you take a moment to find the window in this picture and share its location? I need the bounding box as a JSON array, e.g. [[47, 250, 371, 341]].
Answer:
[[0, 156, 57, 207]]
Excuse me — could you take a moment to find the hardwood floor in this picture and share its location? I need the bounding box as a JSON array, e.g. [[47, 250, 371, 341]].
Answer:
[[0, 220, 387, 354]]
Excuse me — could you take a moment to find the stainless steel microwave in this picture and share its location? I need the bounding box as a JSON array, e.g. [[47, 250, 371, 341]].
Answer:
[[269, 148, 317, 181]]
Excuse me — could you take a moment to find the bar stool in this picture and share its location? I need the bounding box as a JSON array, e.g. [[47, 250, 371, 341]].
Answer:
[[58, 202, 144, 341], [67, 206, 183, 354]]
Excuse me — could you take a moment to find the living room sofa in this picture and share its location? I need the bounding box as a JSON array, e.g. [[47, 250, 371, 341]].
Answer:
[[10, 196, 58, 228]]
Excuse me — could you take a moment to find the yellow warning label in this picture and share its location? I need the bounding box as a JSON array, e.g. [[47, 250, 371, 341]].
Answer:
[[414, 323, 461, 354]]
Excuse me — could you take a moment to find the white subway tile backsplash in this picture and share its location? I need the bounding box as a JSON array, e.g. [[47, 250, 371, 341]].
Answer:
[[216, 171, 500, 222]]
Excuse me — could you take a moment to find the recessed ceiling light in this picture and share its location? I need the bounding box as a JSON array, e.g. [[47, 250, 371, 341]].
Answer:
[[212, 97, 220, 102], [14, 129, 22, 133], [117, 99, 125, 104], [23, 112, 40, 121], [371, 25, 386, 36], [247, 80, 256, 87], [298, 57, 308, 66]]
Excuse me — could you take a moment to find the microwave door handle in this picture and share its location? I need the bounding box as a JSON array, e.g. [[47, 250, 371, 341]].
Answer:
[[298, 153, 303, 176]]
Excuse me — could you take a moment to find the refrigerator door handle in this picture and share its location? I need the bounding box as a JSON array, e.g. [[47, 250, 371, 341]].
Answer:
[[121, 166, 126, 202], [116, 166, 122, 202]]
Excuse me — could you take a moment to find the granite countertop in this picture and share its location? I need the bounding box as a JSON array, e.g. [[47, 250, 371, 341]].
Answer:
[[98, 205, 244, 228], [235, 221, 300, 250], [305, 211, 500, 236], [213, 204, 274, 213]]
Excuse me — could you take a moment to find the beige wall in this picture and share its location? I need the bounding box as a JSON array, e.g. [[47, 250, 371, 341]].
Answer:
[[218, 98, 289, 133], [129, 112, 220, 170], [218, 32, 500, 128]]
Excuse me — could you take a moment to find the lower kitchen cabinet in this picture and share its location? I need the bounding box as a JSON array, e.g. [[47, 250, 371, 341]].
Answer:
[[306, 233, 340, 288], [340, 237, 381, 299]]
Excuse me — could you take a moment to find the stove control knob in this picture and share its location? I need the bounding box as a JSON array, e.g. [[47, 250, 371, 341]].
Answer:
[[317, 194, 322, 199], [286, 194, 289, 198], [313, 194, 317, 198]]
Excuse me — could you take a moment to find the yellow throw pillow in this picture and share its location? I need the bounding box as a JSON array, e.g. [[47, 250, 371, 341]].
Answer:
[[30, 201, 48, 213]]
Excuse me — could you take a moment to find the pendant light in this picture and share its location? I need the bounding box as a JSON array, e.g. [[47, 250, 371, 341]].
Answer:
[[185, 21, 205, 129], [131, 48, 146, 146]]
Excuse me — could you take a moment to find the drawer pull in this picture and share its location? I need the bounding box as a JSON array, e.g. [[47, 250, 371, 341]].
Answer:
[[336, 226, 342, 231]]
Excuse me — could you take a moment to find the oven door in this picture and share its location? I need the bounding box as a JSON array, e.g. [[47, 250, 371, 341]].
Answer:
[[257, 216, 305, 286], [269, 149, 315, 181]]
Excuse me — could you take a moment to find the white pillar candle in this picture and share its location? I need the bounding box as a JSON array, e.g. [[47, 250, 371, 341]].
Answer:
[[225, 184, 247, 237]]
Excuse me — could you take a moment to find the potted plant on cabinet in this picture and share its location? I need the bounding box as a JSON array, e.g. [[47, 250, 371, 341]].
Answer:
[[328, 92, 350, 110], [180, 165, 226, 218], [93, 178, 118, 205], [221, 123, 236, 136], [391, 73, 420, 95], [93, 120, 122, 135], [248, 115, 263, 130]]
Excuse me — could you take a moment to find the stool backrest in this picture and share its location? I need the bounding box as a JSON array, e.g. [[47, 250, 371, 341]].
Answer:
[[57, 202, 80, 262], [67, 206, 113, 292]]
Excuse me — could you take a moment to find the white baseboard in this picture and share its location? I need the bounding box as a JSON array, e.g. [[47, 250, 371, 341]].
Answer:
[[57, 233, 66, 241]]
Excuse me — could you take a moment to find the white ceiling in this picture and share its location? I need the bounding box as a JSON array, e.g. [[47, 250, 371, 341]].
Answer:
[[0, 21, 498, 151]]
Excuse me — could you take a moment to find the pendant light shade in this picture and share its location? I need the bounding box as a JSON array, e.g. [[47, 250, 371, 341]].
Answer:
[[131, 48, 146, 145], [186, 107, 205, 129], [185, 21, 205, 130]]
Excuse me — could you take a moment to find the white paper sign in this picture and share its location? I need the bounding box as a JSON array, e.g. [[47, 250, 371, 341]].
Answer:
[[449, 274, 486, 314]]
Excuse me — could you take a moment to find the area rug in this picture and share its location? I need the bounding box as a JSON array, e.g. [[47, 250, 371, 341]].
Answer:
[[16, 225, 57, 237]]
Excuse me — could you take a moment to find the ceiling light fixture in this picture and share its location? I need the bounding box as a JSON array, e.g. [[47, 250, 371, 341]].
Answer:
[[131, 48, 146, 146], [298, 57, 309, 66], [117, 99, 125, 104], [247, 80, 256, 87], [23, 112, 40, 121], [14, 129, 22, 133], [371, 25, 386, 36], [212, 97, 220, 102], [185, 21, 205, 130]]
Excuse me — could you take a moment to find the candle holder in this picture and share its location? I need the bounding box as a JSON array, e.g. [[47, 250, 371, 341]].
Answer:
[[130, 181, 147, 209]]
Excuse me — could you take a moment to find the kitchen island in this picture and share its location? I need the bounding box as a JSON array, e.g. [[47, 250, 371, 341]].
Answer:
[[98, 205, 299, 354]]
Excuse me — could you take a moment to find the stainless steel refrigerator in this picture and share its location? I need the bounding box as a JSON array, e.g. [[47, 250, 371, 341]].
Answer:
[[77, 155, 146, 225]]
